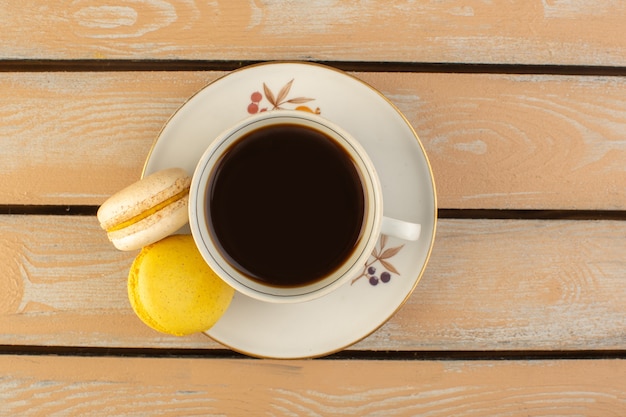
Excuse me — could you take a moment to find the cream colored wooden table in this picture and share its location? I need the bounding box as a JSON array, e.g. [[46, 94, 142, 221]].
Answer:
[[2, 2, 626, 415]]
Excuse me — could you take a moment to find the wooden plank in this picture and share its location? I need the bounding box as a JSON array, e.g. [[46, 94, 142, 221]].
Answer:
[[2, 1, 626, 66], [1, 215, 625, 352], [356, 218, 626, 351], [2, 71, 626, 210], [0, 72, 216, 205], [1, 356, 625, 416]]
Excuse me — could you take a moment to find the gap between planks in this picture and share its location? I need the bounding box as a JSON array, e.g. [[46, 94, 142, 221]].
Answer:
[[1, 205, 625, 221], [1, 60, 626, 77], [1, 345, 625, 361]]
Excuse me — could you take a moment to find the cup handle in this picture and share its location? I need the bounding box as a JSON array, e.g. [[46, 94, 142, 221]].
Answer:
[[380, 217, 421, 241]]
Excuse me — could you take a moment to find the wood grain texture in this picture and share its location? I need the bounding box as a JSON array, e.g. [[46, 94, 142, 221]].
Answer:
[[2, 356, 625, 416], [1, 215, 625, 352], [357, 218, 626, 351], [2, 1, 626, 66], [0, 71, 214, 205], [3, 1, 624, 412], [2, 71, 626, 210]]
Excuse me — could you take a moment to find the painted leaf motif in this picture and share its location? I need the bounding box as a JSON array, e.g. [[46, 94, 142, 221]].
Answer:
[[276, 79, 294, 105], [263, 82, 276, 107], [249, 79, 319, 114], [351, 233, 406, 285], [286, 97, 315, 104], [380, 259, 400, 275], [380, 245, 404, 259], [379, 234, 388, 250]]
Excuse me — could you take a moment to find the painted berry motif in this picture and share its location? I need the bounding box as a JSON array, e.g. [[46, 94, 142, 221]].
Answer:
[[352, 235, 404, 286], [247, 79, 320, 114]]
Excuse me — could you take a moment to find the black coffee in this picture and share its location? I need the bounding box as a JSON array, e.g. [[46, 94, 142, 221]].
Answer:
[[207, 123, 365, 288]]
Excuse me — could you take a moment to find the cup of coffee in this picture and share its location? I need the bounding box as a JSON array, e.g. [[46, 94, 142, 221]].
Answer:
[[189, 110, 420, 303]]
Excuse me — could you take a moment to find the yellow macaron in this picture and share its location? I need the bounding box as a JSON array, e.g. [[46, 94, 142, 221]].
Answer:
[[128, 234, 234, 336], [97, 168, 191, 251]]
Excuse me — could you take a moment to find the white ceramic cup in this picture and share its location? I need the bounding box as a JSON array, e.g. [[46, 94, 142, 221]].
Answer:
[[189, 110, 420, 303]]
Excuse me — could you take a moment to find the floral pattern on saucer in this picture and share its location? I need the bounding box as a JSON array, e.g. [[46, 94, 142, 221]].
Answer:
[[352, 235, 404, 286], [247, 79, 321, 114]]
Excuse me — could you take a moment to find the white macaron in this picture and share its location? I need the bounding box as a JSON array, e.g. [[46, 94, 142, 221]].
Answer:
[[97, 168, 191, 251]]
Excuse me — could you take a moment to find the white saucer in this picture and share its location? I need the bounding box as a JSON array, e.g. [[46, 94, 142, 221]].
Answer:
[[143, 62, 437, 358]]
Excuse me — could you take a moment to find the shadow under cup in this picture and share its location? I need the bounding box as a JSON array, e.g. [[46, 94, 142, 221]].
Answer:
[[189, 111, 382, 303]]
